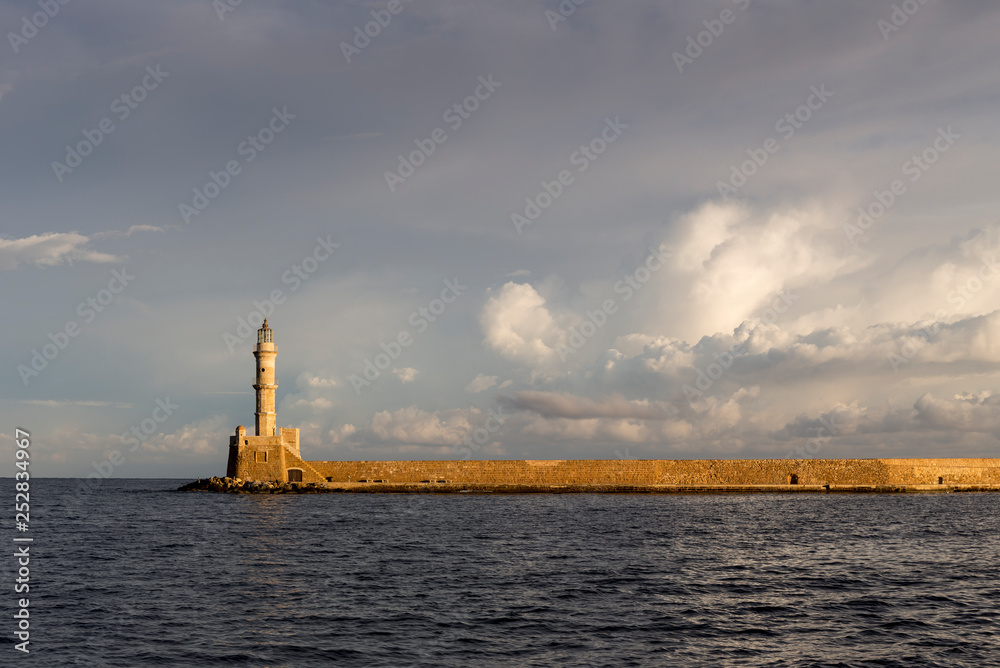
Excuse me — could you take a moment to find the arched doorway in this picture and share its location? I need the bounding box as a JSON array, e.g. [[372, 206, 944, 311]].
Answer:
[[287, 469, 303, 482]]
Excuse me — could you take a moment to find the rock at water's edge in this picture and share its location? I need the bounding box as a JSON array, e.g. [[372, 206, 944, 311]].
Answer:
[[177, 476, 326, 494]]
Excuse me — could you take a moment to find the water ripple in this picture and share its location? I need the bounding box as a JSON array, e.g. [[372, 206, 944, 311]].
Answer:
[[5, 481, 1000, 667]]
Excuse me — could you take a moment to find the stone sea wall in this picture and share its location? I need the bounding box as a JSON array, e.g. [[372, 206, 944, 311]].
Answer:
[[306, 458, 1000, 486]]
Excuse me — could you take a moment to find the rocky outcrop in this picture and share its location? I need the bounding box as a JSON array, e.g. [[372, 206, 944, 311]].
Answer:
[[177, 476, 327, 494]]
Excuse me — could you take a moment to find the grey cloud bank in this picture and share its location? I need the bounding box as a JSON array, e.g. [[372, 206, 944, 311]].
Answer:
[[3, 0, 1000, 477]]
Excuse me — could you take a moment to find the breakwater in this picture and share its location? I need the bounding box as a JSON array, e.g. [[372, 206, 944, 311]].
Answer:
[[187, 458, 1000, 493], [307, 458, 1000, 487]]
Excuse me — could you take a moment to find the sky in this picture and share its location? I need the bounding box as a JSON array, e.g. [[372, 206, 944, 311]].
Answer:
[[3, 0, 1000, 478]]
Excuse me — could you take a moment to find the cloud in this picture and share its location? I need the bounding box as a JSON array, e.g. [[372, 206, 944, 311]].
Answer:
[[520, 416, 663, 444], [297, 373, 337, 388], [480, 282, 564, 366], [465, 373, 498, 393], [289, 397, 334, 411], [507, 387, 760, 451], [661, 201, 861, 340], [138, 415, 230, 457], [328, 423, 357, 443], [854, 225, 1000, 325], [0, 232, 120, 271], [772, 402, 910, 441], [915, 391, 1000, 432], [503, 390, 673, 421], [596, 309, 1000, 407], [94, 225, 166, 239], [770, 391, 1000, 446], [368, 406, 478, 446], [393, 367, 419, 383]]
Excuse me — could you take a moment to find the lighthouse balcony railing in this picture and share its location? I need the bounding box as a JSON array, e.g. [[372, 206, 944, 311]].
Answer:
[[253, 343, 278, 353]]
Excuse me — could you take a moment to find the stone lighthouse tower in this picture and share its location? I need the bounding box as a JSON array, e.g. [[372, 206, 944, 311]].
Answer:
[[227, 318, 309, 481], [254, 318, 277, 437]]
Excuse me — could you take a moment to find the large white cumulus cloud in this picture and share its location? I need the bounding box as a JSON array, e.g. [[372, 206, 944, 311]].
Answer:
[[459, 199, 1000, 457], [480, 282, 566, 366]]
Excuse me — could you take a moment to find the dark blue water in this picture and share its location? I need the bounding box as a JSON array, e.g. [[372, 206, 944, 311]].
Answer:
[[3, 479, 1000, 666]]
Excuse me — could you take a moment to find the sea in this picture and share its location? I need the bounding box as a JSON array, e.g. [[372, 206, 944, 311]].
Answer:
[[3, 479, 1000, 667]]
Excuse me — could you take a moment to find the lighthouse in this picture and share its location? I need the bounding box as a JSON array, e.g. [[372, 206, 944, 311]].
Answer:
[[227, 318, 308, 481], [253, 318, 277, 436]]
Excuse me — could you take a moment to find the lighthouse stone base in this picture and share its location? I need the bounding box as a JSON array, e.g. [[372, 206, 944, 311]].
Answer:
[[226, 425, 313, 481]]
